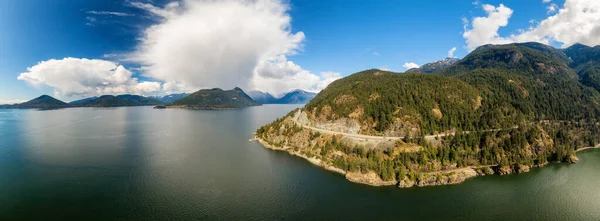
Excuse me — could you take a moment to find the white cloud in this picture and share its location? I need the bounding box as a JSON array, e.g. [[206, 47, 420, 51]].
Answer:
[[547, 3, 558, 13], [402, 62, 420, 70], [447, 47, 457, 57], [543, 0, 552, 3], [17, 58, 162, 98], [463, 4, 514, 51], [128, 0, 333, 95], [252, 53, 341, 95], [254, 55, 305, 79], [86, 11, 133, 17], [464, 0, 600, 50], [0, 99, 27, 105]]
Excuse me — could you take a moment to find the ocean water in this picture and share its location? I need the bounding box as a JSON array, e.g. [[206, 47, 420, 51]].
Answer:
[[0, 105, 599, 220]]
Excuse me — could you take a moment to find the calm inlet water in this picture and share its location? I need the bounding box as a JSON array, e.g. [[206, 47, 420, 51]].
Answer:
[[0, 105, 599, 220]]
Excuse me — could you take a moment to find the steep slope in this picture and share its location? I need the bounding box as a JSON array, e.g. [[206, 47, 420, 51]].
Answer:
[[14, 95, 68, 109], [406, 58, 460, 73], [73, 95, 163, 107], [169, 87, 260, 109], [305, 70, 482, 135]]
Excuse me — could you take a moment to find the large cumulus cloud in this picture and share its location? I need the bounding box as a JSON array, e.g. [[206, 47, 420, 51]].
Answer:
[[17, 58, 161, 97], [129, 0, 339, 95]]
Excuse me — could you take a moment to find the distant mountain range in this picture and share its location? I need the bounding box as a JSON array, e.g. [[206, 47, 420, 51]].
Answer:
[[246, 91, 277, 104], [247, 89, 317, 104], [151, 93, 189, 103], [2, 87, 304, 110], [168, 87, 260, 109], [1, 94, 164, 109], [70, 95, 164, 107], [407, 57, 461, 73]]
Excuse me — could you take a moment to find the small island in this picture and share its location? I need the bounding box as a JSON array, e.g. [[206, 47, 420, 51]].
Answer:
[[255, 42, 600, 188]]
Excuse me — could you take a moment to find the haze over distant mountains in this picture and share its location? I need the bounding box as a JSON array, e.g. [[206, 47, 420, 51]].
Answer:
[[151, 93, 189, 103], [0, 87, 321, 110], [247, 89, 317, 104]]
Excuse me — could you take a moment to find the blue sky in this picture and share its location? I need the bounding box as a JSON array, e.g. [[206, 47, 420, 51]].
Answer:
[[2, 0, 597, 102]]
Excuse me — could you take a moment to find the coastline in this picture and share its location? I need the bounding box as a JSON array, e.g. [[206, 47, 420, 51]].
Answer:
[[576, 144, 600, 153], [254, 137, 349, 176], [254, 136, 478, 187], [254, 136, 600, 188]]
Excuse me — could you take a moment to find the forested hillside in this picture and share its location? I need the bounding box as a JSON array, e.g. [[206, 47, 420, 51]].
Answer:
[[256, 42, 600, 188], [562, 43, 600, 91]]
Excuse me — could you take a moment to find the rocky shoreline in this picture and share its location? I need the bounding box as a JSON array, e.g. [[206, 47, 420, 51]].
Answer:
[[254, 137, 600, 188]]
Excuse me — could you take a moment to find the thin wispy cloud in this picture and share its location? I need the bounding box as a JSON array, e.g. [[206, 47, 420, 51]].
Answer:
[[85, 16, 97, 26], [86, 11, 134, 17]]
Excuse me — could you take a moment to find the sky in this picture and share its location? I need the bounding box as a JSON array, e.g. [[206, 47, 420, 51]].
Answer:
[[1, 0, 599, 103]]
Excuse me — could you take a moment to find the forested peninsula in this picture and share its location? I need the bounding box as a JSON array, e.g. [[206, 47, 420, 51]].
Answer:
[[254, 42, 600, 188]]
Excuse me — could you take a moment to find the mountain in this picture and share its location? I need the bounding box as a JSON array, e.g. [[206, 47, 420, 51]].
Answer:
[[13, 95, 68, 109], [72, 95, 164, 107], [274, 89, 317, 104], [562, 43, 600, 91], [407, 57, 460, 73], [562, 43, 600, 68], [256, 42, 600, 188], [151, 93, 189, 103], [169, 87, 260, 109], [247, 91, 277, 104], [440, 42, 576, 78], [248, 89, 317, 104]]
